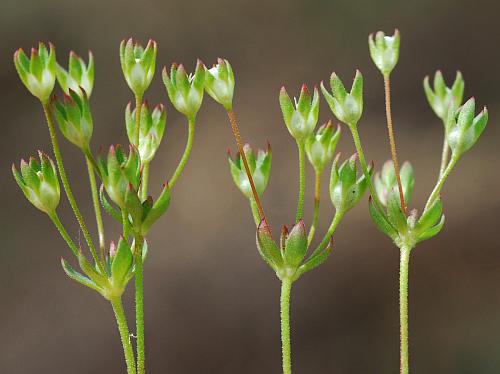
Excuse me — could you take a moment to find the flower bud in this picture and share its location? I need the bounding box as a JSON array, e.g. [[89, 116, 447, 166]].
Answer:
[[13, 42, 56, 102], [368, 29, 400, 76], [204, 58, 235, 110], [228, 143, 271, 198], [12, 151, 60, 214], [125, 101, 166, 163], [423, 71, 464, 121], [279, 84, 320, 143], [321, 70, 363, 125], [374, 160, 414, 207], [162, 60, 205, 120], [52, 88, 93, 151], [305, 121, 341, 173], [98, 145, 141, 209], [119, 38, 157, 97], [56, 51, 94, 97], [329, 154, 370, 213], [446, 98, 488, 158]]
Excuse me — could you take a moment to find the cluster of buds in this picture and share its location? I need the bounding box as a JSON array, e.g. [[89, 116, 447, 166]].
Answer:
[[125, 102, 166, 163], [56, 51, 94, 96], [305, 121, 341, 174], [321, 70, 363, 126], [368, 29, 401, 76], [424, 71, 464, 121], [119, 38, 157, 97], [228, 143, 272, 198]]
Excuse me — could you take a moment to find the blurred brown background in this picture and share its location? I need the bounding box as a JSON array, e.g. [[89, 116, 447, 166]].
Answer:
[[1, 0, 500, 373]]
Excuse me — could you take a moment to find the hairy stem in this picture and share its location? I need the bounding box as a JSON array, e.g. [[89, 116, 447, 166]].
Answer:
[[383, 75, 406, 214], [307, 171, 321, 245], [249, 197, 261, 227], [48, 212, 79, 257], [169, 117, 195, 188], [399, 246, 411, 374], [295, 142, 306, 222], [424, 155, 458, 212], [110, 297, 137, 374], [281, 279, 293, 374], [439, 136, 450, 178], [86, 155, 105, 258], [141, 162, 150, 201], [42, 102, 104, 273], [135, 235, 146, 374], [122, 210, 130, 240], [226, 109, 270, 232], [134, 95, 143, 148], [312, 210, 344, 257]]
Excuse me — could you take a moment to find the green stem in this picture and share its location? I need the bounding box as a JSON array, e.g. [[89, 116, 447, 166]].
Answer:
[[249, 197, 261, 227], [295, 142, 306, 222], [141, 162, 150, 201], [110, 297, 137, 374], [134, 235, 145, 374], [48, 212, 79, 257], [424, 155, 458, 212], [42, 102, 105, 274], [399, 246, 411, 374], [86, 155, 105, 258], [307, 171, 322, 245], [312, 210, 344, 257], [280, 279, 293, 374], [134, 95, 143, 148], [169, 117, 195, 188], [439, 136, 450, 178], [122, 210, 130, 240]]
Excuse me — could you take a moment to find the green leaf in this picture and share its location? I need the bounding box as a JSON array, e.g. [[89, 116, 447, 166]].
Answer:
[[417, 215, 445, 243], [61, 258, 104, 293]]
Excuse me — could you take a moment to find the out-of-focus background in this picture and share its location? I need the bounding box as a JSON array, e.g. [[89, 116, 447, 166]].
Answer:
[[1, 0, 499, 373]]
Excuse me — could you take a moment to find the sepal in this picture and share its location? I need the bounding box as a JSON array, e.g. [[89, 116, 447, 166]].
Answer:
[[423, 71, 464, 121], [57, 51, 94, 97], [204, 58, 235, 110], [119, 38, 157, 97], [368, 29, 400, 76], [305, 121, 341, 173]]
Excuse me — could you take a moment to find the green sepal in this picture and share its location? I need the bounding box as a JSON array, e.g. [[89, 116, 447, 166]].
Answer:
[[124, 184, 143, 230], [61, 258, 104, 294], [204, 58, 234, 110], [111, 237, 133, 285], [295, 237, 333, 279], [386, 189, 408, 233], [415, 198, 443, 234], [256, 219, 284, 270], [368, 196, 398, 240], [416, 215, 445, 243], [99, 184, 122, 222], [283, 220, 308, 268], [368, 29, 400, 76], [140, 183, 171, 234]]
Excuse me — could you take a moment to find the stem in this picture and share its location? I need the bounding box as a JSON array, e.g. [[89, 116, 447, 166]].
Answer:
[[280, 279, 293, 374], [42, 102, 105, 274], [169, 117, 195, 188], [424, 155, 458, 212], [439, 136, 450, 178], [249, 197, 261, 227], [226, 109, 270, 232], [134, 95, 143, 148], [134, 235, 146, 374], [307, 171, 321, 245], [48, 212, 79, 257], [312, 210, 344, 257], [383, 75, 406, 214], [86, 155, 106, 258], [122, 210, 130, 240], [141, 162, 150, 201], [110, 297, 137, 374], [295, 142, 306, 222], [399, 246, 411, 374]]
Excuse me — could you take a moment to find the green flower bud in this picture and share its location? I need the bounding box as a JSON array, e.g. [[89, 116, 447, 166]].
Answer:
[[279, 84, 320, 143], [56, 51, 94, 97], [13, 42, 56, 103], [374, 160, 414, 207], [119, 38, 157, 97], [228, 143, 272, 198], [329, 154, 370, 213], [162, 60, 205, 120], [368, 29, 400, 76], [125, 101, 166, 163], [204, 58, 235, 110], [446, 98, 488, 158], [52, 88, 93, 151], [12, 151, 60, 214], [423, 71, 464, 121], [98, 145, 141, 209], [305, 121, 341, 173], [321, 70, 363, 126]]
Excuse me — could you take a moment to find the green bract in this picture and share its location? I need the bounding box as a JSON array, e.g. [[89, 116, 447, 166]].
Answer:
[[57, 51, 94, 97], [321, 70, 363, 126], [119, 38, 157, 97], [52, 88, 93, 152], [279, 84, 320, 143], [368, 29, 400, 76], [162, 61, 205, 120], [125, 102, 166, 163], [446, 97, 488, 159], [13, 42, 56, 103], [204, 58, 235, 110], [98, 145, 141, 209], [256, 220, 333, 282], [305, 121, 341, 173], [423, 71, 464, 121], [374, 160, 414, 207], [228, 143, 271, 198], [329, 154, 370, 213], [12, 151, 60, 214]]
